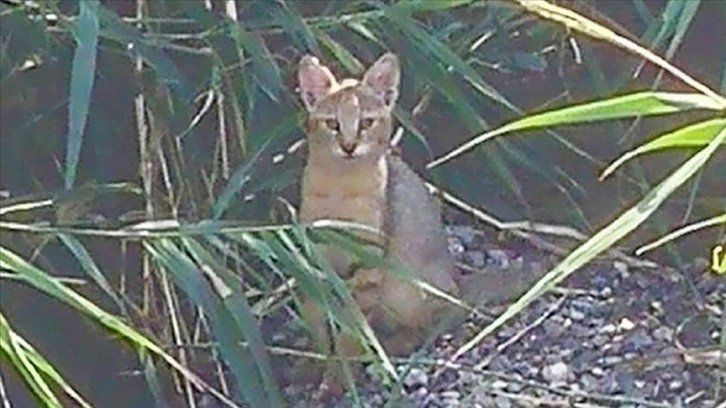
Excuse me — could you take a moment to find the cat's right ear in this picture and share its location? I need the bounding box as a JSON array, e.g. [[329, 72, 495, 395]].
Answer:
[[297, 55, 337, 111]]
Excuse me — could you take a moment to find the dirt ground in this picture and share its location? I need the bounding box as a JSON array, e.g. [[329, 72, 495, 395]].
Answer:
[[279, 223, 725, 408]]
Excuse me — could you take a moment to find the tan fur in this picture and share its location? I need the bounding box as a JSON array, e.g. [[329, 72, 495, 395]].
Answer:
[[295, 53, 461, 395]]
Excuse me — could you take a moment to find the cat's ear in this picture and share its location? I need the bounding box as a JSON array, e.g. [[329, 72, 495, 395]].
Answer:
[[362, 52, 400, 110], [298, 55, 337, 111]]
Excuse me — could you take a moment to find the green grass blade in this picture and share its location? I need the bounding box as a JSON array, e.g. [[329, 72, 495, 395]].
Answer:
[[0, 313, 93, 408], [452, 125, 726, 361], [663, 0, 700, 60], [428, 91, 726, 168], [212, 113, 299, 219], [384, 3, 518, 113], [181, 238, 283, 407], [0, 314, 63, 408], [0, 246, 241, 407], [601, 118, 726, 179], [144, 239, 270, 408], [64, 0, 99, 189], [511, 0, 726, 105], [57, 234, 124, 308], [96, 4, 192, 102]]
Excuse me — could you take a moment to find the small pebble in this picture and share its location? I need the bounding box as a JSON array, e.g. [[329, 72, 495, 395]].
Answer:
[[446, 225, 475, 245], [600, 323, 617, 334], [618, 317, 636, 332], [542, 361, 572, 384], [447, 236, 466, 256], [403, 368, 428, 388], [590, 366, 605, 377], [465, 250, 487, 268], [601, 355, 623, 366], [613, 261, 629, 276], [568, 308, 586, 321], [493, 396, 513, 408], [622, 329, 653, 352], [592, 334, 609, 347], [579, 373, 599, 391], [614, 370, 635, 393], [653, 326, 674, 342], [485, 249, 512, 269], [668, 379, 683, 391]]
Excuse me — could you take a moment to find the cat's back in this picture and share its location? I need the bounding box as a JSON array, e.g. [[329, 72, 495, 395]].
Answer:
[[384, 154, 457, 292]]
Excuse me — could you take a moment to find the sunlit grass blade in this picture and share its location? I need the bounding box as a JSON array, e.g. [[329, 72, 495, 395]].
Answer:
[[64, 0, 99, 189], [451, 126, 726, 361], [636, 213, 726, 256], [0, 313, 93, 408], [600, 118, 726, 180], [1, 314, 63, 408], [509, 0, 726, 105], [428, 91, 726, 168]]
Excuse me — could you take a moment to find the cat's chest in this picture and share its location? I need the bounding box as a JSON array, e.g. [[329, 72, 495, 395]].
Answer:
[[299, 159, 388, 230]]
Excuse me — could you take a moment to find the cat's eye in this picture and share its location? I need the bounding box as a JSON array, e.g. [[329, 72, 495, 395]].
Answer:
[[324, 119, 340, 132], [360, 118, 375, 130]]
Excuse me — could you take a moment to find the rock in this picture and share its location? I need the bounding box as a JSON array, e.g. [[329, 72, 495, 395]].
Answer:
[[617, 317, 636, 332], [568, 307, 586, 321], [590, 366, 605, 377], [542, 361, 572, 384], [600, 355, 623, 366], [484, 249, 512, 269], [409, 387, 429, 405], [653, 326, 674, 342], [613, 261, 629, 277], [600, 323, 617, 334], [440, 390, 461, 407], [614, 370, 635, 393], [447, 236, 466, 257], [493, 395, 513, 408], [622, 328, 653, 352], [579, 373, 599, 391], [403, 368, 429, 388], [592, 334, 609, 347], [446, 225, 475, 245], [465, 250, 487, 268], [668, 379, 684, 391]]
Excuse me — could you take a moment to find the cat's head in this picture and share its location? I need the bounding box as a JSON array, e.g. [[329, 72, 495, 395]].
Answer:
[[297, 53, 400, 161]]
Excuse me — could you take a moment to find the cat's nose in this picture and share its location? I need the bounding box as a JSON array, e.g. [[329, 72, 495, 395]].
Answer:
[[340, 141, 357, 155]]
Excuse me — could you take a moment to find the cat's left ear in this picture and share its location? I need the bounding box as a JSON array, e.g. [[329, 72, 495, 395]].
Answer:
[[362, 52, 400, 110]]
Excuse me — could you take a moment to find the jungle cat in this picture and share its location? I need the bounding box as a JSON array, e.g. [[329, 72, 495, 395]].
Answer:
[[295, 52, 547, 396], [296, 52, 460, 393]]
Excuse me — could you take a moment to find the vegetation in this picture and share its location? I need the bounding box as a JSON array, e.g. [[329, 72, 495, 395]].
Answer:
[[1, 0, 723, 407]]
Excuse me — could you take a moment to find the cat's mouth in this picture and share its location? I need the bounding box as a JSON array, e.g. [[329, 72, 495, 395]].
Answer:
[[335, 143, 362, 159]]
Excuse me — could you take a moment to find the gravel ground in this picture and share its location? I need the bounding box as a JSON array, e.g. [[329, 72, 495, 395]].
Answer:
[[280, 224, 725, 408]]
